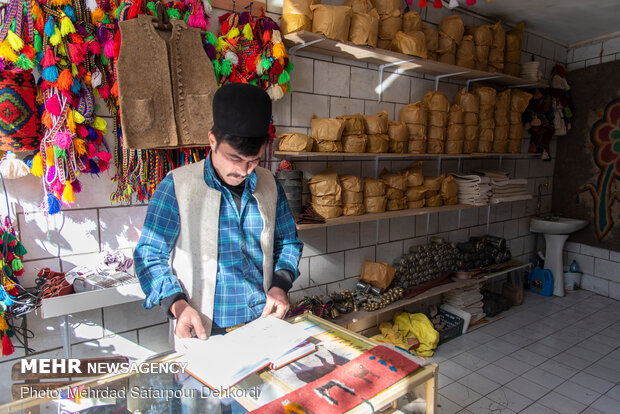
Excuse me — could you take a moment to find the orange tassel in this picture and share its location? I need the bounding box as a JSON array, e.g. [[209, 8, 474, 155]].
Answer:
[[262, 31, 270, 44], [46, 146, 55, 166], [42, 110, 53, 129], [110, 81, 118, 97], [281, 83, 288, 94], [55, 69, 73, 90], [67, 110, 76, 133]]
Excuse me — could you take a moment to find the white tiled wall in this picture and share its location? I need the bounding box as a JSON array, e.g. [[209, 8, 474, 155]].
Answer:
[[566, 35, 620, 70], [1, 4, 567, 402], [563, 242, 620, 300]]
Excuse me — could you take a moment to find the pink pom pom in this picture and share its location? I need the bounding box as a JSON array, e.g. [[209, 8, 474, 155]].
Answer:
[[99, 83, 110, 99], [51, 179, 64, 195], [71, 180, 82, 193], [97, 151, 112, 162], [68, 43, 85, 65], [98, 160, 109, 172], [87, 143, 96, 158], [87, 40, 101, 55], [77, 125, 89, 138], [46, 95, 61, 116], [104, 40, 114, 59], [54, 131, 73, 149]]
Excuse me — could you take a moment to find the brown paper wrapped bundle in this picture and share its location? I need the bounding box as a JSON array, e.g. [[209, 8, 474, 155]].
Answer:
[[338, 114, 366, 135], [428, 111, 448, 127], [342, 191, 364, 204], [364, 195, 387, 213], [477, 139, 493, 153], [447, 124, 464, 141], [424, 91, 450, 112], [311, 117, 345, 141], [439, 15, 464, 43], [493, 140, 508, 153], [371, 0, 401, 15], [406, 123, 427, 139], [367, 134, 389, 153], [509, 111, 522, 124], [475, 59, 489, 72], [448, 105, 464, 125], [377, 38, 392, 50], [386, 187, 405, 200], [438, 53, 456, 65], [312, 194, 342, 206], [445, 196, 458, 205], [308, 167, 341, 196], [361, 260, 395, 289], [465, 125, 479, 141], [389, 141, 408, 153], [454, 88, 480, 113], [342, 134, 368, 153], [349, 10, 380, 47], [312, 203, 343, 219], [284, 0, 319, 16], [314, 139, 343, 152], [511, 90, 533, 113], [438, 32, 457, 54], [278, 133, 314, 152], [406, 185, 428, 201], [474, 87, 497, 107], [464, 112, 479, 126], [505, 22, 524, 63], [479, 128, 494, 141], [340, 174, 364, 192], [441, 175, 458, 200], [504, 62, 521, 77], [311, 5, 353, 43], [508, 139, 521, 153], [408, 199, 426, 209], [456, 35, 475, 68], [479, 104, 495, 120], [463, 140, 477, 153], [496, 89, 511, 111], [381, 170, 408, 191], [343, 203, 365, 216], [491, 21, 505, 49], [469, 25, 493, 46], [404, 161, 423, 187], [400, 102, 427, 125], [378, 11, 402, 40], [280, 14, 312, 35], [402, 10, 422, 33], [422, 24, 438, 52], [364, 177, 386, 196], [344, 0, 374, 13], [494, 114, 509, 126], [488, 47, 505, 66], [388, 121, 409, 142], [387, 197, 408, 211], [424, 175, 445, 192], [408, 138, 427, 154], [495, 125, 509, 141], [445, 140, 463, 155], [509, 123, 523, 139], [480, 118, 496, 130], [426, 51, 438, 61], [391, 31, 427, 58], [427, 126, 446, 141], [427, 139, 445, 154], [364, 111, 389, 134], [426, 193, 443, 207]]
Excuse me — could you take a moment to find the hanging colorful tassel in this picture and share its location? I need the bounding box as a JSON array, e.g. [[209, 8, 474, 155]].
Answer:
[[419, 0, 428, 6], [47, 193, 61, 214], [433, 0, 443, 7], [60, 15, 76, 36], [31, 153, 44, 177], [62, 182, 75, 203], [2, 332, 14, 356], [6, 31, 24, 52]]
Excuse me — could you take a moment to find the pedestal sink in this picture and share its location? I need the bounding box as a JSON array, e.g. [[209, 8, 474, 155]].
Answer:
[[530, 217, 588, 296]]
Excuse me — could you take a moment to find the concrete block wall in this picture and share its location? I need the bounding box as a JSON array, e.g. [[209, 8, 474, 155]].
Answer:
[[566, 35, 620, 71]]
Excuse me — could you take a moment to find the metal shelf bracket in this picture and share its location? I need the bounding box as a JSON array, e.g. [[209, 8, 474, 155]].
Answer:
[[465, 76, 502, 92], [433, 71, 469, 91], [509, 83, 537, 89], [288, 39, 324, 62], [378, 60, 415, 102]]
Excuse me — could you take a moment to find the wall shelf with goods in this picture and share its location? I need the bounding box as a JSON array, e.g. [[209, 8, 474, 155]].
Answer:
[[284, 31, 548, 100], [274, 151, 542, 160], [332, 261, 529, 327]]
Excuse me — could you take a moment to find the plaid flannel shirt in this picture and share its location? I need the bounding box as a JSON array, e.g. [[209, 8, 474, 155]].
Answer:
[[134, 154, 303, 328]]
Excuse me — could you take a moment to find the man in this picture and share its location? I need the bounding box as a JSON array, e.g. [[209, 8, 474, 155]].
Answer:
[[134, 83, 304, 348]]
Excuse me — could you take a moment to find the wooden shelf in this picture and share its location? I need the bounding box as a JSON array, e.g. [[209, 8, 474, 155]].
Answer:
[[332, 261, 529, 326], [285, 31, 549, 89], [275, 151, 541, 159]]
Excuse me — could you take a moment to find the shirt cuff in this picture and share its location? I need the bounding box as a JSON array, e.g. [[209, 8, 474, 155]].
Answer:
[[270, 269, 295, 293], [160, 292, 188, 320]]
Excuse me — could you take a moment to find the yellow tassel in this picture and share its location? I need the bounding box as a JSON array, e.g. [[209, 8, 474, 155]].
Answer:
[[71, 63, 78, 77], [46, 146, 55, 166], [49, 26, 62, 46], [57, 42, 66, 57], [0, 317, 7, 332], [62, 182, 74, 203], [67, 110, 76, 133], [6, 31, 24, 52], [74, 138, 86, 155], [0, 41, 18, 62], [242, 24, 253, 41], [91, 8, 105, 23], [216, 37, 227, 52], [226, 27, 240, 40], [92, 117, 107, 134], [31, 152, 44, 177], [72, 110, 85, 124], [60, 16, 75, 37], [273, 42, 286, 65]]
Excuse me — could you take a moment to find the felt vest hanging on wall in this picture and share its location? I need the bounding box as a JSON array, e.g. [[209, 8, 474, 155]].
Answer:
[[117, 14, 218, 149]]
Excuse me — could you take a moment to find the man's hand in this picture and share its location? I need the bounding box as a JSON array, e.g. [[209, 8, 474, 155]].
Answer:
[[170, 300, 207, 340], [261, 287, 290, 319]]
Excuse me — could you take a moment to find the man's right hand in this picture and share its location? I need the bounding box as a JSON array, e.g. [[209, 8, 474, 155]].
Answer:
[[170, 300, 207, 340]]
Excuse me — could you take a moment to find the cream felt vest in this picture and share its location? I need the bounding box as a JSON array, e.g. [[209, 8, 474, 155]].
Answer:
[[169, 160, 277, 349]]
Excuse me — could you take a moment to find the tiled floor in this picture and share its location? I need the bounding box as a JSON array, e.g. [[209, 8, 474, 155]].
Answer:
[[399, 289, 620, 414]]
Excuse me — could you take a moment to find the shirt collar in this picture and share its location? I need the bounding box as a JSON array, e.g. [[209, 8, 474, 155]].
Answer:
[[203, 151, 257, 194]]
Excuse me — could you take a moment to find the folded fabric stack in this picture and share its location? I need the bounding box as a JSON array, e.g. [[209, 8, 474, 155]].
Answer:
[[443, 286, 485, 323], [453, 174, 492, 206], [490, 179, 532, 203]]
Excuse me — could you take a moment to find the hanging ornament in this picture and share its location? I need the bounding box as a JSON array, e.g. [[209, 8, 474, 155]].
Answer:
[[466, 0, 476, 5], [419, 0, 428, 6], [433, 0, 443, 8], [448, 0, 460, 8]]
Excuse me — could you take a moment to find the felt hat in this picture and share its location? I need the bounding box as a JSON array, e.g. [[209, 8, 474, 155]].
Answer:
[[212, 83, 272, 138]]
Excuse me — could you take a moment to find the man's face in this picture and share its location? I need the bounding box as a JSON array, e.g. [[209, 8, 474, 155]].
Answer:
[[208, 132, 265, 186]]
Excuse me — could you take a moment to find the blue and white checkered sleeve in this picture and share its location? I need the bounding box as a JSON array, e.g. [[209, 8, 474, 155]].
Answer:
[[272, 179, 304, 283], [134, 175, 184, 309]]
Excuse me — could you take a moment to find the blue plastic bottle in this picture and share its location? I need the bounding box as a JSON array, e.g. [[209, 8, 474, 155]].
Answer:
[[569, 260, 580, 273]]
